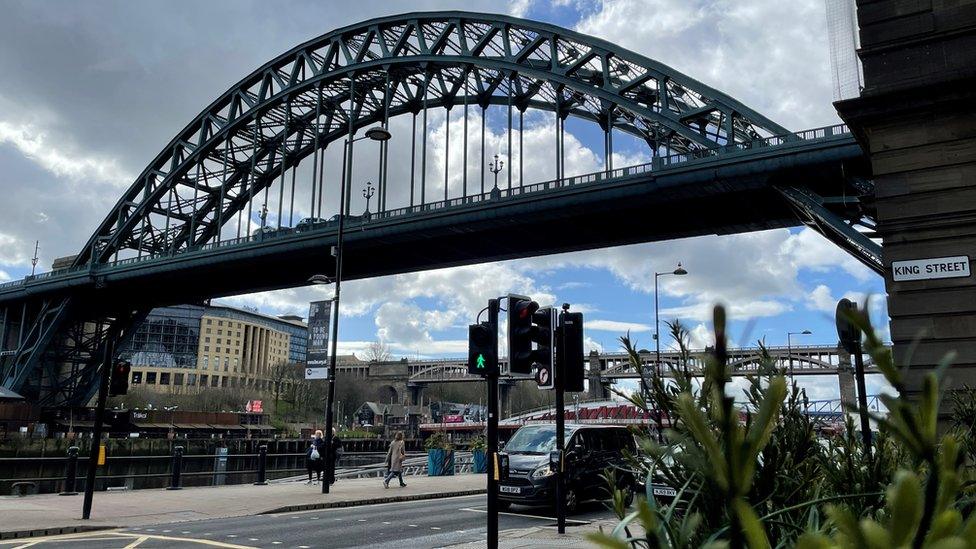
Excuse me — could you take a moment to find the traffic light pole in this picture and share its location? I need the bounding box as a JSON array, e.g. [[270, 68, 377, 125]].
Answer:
[[555, 309, 566, 534], [82, 337, 114, 520], [486, 298, 499, 549]]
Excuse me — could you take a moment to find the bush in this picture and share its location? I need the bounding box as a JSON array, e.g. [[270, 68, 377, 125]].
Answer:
[[424, 432, 453, 451], [588, 303, 976, 549]]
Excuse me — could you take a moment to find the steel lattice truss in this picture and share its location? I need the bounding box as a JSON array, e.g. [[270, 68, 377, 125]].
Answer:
[[78, 11, 788, 267]]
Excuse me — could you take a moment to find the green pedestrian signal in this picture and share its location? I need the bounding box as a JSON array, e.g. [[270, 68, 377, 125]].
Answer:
[[468, 323, 497, 376]]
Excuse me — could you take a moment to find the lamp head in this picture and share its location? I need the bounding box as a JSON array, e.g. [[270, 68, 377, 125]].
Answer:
[[802, 330, 812, 335], [308, 274, 334, 285], [673, 262, 688, 276], [364, 126, 392, 141]]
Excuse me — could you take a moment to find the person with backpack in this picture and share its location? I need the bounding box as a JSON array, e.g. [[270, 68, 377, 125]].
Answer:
[[306, 429, 324, 484], [383, 432, 407, 489], [327, 427, 344, 485]]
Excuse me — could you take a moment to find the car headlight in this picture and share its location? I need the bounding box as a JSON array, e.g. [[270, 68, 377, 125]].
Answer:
[[531, 465, 555, 479]]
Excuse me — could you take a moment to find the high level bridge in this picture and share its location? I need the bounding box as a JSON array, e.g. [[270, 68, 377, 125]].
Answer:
[[337, 343, 881, 417], [0, 12, 877, 406]]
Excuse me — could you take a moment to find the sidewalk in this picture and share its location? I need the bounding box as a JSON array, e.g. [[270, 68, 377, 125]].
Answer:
[[0, 474, 486, 540], [445, 521, 623, 549]]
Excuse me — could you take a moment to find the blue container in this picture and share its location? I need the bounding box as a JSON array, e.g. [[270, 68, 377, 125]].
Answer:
[[427, 449, 455, 476], [472, 449, 487, 473]]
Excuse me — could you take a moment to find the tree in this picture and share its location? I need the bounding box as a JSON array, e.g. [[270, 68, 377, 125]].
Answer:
[[363, 340, 393, 362]]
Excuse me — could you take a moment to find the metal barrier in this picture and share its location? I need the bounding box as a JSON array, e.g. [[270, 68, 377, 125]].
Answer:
[[167, 446, 183, 490]]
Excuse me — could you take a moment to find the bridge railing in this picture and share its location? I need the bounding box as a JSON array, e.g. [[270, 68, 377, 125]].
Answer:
[[1, 123, 853, 289]]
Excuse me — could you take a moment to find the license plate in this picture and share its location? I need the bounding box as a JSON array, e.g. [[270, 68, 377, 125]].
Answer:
[[499, 485, 521, 494], [652, 486, 677, 497]]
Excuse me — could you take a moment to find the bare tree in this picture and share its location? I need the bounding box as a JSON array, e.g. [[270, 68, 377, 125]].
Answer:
[[363, 340, 393, 362]]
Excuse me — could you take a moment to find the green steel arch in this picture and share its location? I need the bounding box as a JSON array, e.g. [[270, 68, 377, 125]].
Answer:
[[77, 11, 789, 268]]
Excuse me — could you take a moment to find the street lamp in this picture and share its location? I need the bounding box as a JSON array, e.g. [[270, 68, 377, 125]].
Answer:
[[787, 330, 812, 383], [488, 154, 504, 198], [315, 124, 392, 495], [652, 263, 687, 441], [362, 183, 375, 218]]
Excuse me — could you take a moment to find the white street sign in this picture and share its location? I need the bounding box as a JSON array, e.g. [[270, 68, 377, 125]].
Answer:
[[305, 367, 329, 380], [892, 256, 970, 282]]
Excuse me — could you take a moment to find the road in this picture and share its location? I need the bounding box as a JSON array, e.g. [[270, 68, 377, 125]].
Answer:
[[0, 494, 613, 548]]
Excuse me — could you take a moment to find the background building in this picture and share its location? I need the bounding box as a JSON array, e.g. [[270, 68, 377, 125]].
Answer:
[[118, 304, 308, 397]]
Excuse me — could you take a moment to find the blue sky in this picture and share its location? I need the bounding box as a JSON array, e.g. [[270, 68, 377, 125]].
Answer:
[[0, 0, 892, 400]]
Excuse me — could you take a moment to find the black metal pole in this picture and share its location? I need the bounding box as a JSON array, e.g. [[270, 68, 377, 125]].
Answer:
[[555, 310, 566, 534], [853, 340, 873, 455], [323, 132, 352, 495], [254, 444, 268, 485], [486, 298, 499, 549], [60, 446, 79, 496], [82, 338, 113, 519], [167, 445, 184, 490]]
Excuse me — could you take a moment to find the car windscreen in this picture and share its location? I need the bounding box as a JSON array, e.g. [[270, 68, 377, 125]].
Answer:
[[505, 425, 575, 455]]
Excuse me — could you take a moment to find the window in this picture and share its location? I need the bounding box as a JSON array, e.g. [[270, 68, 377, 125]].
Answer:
[[206, 328, 211, 334], [221, 376, 228, 387], [237, 331, 241, 338], [132, 371, 143, 384], [202, 356, 209, 370], [159, 372, 170, 385], [218, 320, 223, 326], [233, 358, 239, 371], [211, 375, 219, 387], [205, 337, 211, 343], [199, 374, 208, 386], [174, 373, 184, 386], [206, 319, 212, 325], [217, 330, 222, 336], [230, 377, 237, 388], [187, 373, 197, 386], [146, 372, 157, 385], [216, 338, 221, 344], [204, 346, 209, 352]]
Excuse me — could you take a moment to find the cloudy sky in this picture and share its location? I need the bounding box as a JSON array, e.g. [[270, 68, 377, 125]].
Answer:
[[0, 0, 889, 399]]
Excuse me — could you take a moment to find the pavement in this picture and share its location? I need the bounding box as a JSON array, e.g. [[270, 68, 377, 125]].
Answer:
[[0, 474, 486, 540], [0, 494, 620, 548]]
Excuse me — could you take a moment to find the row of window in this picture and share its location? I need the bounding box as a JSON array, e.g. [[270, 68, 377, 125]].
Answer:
[[131, 370, 274, 390]]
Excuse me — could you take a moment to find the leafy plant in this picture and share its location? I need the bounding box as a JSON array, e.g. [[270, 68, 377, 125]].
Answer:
[[469, 435, 487, 451], [424, 432, 453, 451]]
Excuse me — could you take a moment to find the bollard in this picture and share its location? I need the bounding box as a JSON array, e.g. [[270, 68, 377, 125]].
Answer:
[[60, 446, 80, 496], [167, 445, 184, 490], [254, 445, 268, 486]]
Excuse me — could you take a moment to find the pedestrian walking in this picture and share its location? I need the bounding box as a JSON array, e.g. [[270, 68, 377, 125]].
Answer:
[[383, 432, 407, 489], [306, 429, 325, 484]]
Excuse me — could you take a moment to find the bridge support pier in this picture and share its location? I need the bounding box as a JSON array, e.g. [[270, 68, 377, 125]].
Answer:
[[588, 351, 610, 400], [406, 383, 423, 406], [837, 344, 857, 409], [837, 1, 976, 402]]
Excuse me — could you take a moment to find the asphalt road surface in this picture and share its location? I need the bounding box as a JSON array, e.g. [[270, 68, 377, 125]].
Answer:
[[0, 495, 614, 548]]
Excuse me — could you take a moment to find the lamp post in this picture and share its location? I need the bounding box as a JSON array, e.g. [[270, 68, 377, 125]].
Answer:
[[787, 330, 812, 383], [488, 154, 503, 198], [310, 124, 391, 495], [652, 263, 687, 441], [362, 183, 375, 218]]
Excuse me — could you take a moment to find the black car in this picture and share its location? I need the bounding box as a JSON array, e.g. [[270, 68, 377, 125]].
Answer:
[[498, 424, 637, 513]]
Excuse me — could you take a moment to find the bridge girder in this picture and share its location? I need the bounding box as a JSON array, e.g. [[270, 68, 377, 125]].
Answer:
[[76, 11, 789, 268]]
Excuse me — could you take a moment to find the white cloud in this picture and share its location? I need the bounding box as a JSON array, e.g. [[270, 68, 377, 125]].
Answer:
[[587, 319, 652, 333], [0, 121, 131, 186], [807, 284, 836, 312]]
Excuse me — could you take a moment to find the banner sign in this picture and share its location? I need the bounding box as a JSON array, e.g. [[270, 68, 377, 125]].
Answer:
[[443, 414, 465, 423], [307, 300, 333, 370]]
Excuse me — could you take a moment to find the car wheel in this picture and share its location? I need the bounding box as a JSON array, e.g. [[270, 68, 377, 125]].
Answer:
[[565, 487, 578, 514]]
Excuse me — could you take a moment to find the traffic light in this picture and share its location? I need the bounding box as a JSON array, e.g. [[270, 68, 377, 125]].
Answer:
[[109, 360, 131, 396], [558, 311, 585, 392], [532, 307, 555, 388], [468, 322, 498, 375], [508, 295, 539, 374]]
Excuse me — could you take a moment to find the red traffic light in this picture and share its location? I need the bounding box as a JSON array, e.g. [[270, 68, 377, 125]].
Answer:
[[514, 299, 539, 319]]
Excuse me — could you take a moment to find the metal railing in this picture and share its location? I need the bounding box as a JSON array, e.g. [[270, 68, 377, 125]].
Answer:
[[0, 123, 852, 292]]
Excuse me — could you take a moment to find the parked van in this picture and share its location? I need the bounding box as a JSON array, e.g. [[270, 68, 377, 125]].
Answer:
[[498, 424, 637, 512]]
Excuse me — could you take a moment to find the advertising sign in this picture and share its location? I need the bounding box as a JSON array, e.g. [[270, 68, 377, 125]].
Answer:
[[307, 300, 333, 370], [305, 367, 329, 380], [443, 414, 465, 423]]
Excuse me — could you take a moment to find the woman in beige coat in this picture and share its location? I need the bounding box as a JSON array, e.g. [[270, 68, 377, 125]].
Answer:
[[383, 432, 407, 488]]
